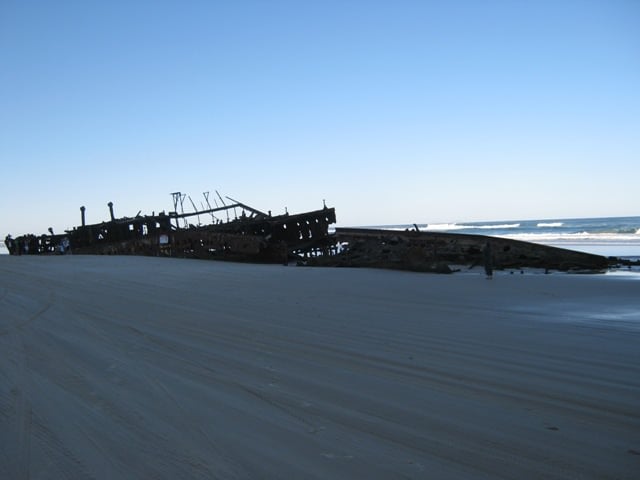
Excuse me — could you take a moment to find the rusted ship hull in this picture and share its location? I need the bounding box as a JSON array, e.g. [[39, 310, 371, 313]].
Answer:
[[307, 228, 611, 273], [5, 197, 337, 264], [6, 195, 617, 272]]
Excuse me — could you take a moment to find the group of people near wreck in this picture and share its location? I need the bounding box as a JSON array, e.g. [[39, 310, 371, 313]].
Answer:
[[4, 234, 71, 255]]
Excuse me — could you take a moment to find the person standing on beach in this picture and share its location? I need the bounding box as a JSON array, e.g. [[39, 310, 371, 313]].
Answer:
[[61, 237, 71, 254], [4, 235, 14, 254], [483, 241, 493, 279]]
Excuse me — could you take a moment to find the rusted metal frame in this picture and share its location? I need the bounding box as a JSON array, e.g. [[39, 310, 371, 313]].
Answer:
[[172, 230, 264, 256], [332, 228, 609, 271], [8, 203, 337, 263], [167, 202, 266, 225], [225, 197, 267, 217]]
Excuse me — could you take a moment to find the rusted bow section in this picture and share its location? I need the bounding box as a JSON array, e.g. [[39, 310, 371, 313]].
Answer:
[[308, 228, 610, 273]]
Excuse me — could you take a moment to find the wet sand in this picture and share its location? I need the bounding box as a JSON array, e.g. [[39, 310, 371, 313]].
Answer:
[[1, 255, 639, 479]]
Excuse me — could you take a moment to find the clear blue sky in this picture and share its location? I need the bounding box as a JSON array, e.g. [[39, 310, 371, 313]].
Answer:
[[1, 0, 639, 238]]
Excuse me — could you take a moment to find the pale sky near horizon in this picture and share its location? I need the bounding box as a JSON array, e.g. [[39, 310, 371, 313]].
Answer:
[[1, 0, 639, 238]]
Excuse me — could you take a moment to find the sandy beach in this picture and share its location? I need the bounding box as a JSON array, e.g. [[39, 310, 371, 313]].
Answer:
[[1, 255, 638, 479]]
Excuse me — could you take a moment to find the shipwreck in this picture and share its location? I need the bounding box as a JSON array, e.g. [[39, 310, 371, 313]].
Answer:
[[5, 192, 620, 273], [5, 193, 337, 264]]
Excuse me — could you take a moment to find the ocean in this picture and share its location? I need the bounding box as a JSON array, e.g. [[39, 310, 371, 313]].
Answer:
[[366, 216, 640, 260]]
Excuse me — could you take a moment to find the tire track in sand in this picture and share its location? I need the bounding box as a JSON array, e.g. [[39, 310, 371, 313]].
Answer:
[[0, 285, 55, 479]]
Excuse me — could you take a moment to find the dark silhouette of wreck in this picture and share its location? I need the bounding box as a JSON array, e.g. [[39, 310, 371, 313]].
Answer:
[[6, 193, 336, 263], [6, 192, 619, 273], [309, 227, 613, 273]]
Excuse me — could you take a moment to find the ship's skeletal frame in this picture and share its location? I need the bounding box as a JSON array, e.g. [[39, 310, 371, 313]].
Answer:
[[6, 191, 618, 273]]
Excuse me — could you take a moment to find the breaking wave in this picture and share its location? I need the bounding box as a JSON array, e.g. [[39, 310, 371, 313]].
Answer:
[[537, 222, 563, 227], [618, 227, 640, 235], [499, 232, 640, 244], [423, 223, 463, 231], [424, 223, 520, 231]]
